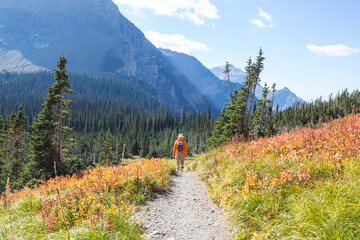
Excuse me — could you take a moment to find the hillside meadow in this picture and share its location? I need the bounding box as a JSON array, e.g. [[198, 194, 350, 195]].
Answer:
[[0, 159, 174, 239], [190, 113, 360, 239], [2, 113, 360, 239]]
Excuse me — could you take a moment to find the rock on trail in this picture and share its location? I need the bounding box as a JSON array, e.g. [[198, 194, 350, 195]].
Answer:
[[134, 171, 231, 240]]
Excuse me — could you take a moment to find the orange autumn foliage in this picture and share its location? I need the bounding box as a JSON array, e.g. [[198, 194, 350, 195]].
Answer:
[[2, 158, 172, 232], [203, 113, 360, 207]]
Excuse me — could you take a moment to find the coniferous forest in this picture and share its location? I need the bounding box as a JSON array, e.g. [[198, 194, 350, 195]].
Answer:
[[0, 56, 214, 192], [2, 52, 360, 194], [273, 89, 360, 131]]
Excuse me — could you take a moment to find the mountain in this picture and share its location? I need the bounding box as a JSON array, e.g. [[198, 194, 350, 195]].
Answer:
[[210, 65, 305, 109], [272, 87, 305, 109], [0, 49, 47, 73], [0, 0, 211, 112], [159, 48, 232, 110], [210, 64, 246, 84]]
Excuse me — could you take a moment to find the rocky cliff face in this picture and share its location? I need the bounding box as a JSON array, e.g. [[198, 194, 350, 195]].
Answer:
[[0, 0, 209, 112]]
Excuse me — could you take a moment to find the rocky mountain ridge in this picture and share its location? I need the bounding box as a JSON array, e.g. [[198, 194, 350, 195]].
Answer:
[[0, 0, 303, 112], [0, 0, 211, 112]]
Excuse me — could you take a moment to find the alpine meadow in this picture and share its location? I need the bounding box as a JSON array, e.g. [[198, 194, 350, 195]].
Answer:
[[1, 0, 360, 239]]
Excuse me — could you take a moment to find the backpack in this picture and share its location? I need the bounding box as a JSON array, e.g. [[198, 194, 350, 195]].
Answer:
[[177, 140, 184, 153]]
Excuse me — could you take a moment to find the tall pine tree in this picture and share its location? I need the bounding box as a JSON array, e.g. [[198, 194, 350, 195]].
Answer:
[[9, 105, 28, 188], [52, 54, 74, 168], [99, 129, 114, 166], [223, 62, 233, 100], [30, 54, 73, 179], [245, 48, 265, 137]]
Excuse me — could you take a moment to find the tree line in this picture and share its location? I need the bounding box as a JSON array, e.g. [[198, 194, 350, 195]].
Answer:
[[273, 89, 360, 131], [0, 56, 215, 192]]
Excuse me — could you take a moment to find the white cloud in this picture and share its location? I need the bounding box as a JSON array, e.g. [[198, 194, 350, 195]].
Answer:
[[113, 0, 219, 25], [306, 44, 360, 57], [145, 30, 210, 54], [251, 19, 266, 28], [251, 7, 274, 28], [258, 7, 272, 22]]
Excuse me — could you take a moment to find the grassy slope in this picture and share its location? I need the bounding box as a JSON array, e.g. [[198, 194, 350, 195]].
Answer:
[[190, 113, 360, 239], [0, 159, 174, 239]]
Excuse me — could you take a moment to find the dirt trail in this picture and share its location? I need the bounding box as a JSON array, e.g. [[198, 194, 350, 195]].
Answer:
[[134, 171, 232, 240]]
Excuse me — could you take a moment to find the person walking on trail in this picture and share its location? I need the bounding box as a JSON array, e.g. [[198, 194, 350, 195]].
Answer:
[[173, 134, 188, 171]]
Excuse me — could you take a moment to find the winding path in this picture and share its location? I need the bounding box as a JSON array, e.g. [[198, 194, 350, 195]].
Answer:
[[134, 171, 231, 240]]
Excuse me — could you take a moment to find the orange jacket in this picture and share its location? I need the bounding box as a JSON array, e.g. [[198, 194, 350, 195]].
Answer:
[[173, 138, 188, 157]]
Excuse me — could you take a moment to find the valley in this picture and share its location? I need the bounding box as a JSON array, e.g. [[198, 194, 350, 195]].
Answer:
[[1, 0, 360, 239]]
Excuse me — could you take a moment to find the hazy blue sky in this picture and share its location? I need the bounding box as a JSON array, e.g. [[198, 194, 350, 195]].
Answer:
[[113, 0, 360, 101]]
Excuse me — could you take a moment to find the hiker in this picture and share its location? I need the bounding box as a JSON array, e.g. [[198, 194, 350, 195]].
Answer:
[[172, 134, 188, 171]]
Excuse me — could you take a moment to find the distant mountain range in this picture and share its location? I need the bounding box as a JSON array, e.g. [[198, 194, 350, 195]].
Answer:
[[0, 0, 211, 112], [210, 65, 305, 109], [0, 0, 303, 112]]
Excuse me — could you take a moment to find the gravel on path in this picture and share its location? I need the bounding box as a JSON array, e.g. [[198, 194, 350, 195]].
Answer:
[[134, 171, 232, 240]]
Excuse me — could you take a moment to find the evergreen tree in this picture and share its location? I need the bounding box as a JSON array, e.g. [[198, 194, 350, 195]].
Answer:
[[15, 105, 26, 135], [223, 90, 244, 137], [209, 49, 271, 145], [131, 138, 140, 156], [30, 88, 58, 179], [0, 117, 9, 192], [209, 108, 228, 146], [245, 48, 265, 137], [258, 83, 270, 135], [2, 119, 10, 170], [30, 54, 74, 179], [251, 83, 271, 137], [99, 129, 114, 166], [181, 105, 186, 125], [268, 83, 277, 134], [52, 54, 73, 168], [207, 104, 211, 120], [223, 62, 233, 100], [140, 133, 150, 158], [240, 57, 255, 129], [9, 105, 28, 188]]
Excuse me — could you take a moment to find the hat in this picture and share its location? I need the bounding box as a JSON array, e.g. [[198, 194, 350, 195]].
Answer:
[[178, 134, 184, 138]]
